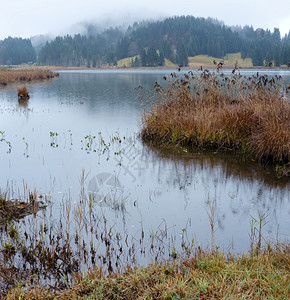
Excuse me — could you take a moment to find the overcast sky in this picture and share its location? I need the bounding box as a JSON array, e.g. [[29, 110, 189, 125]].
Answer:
[[0, 0, 289, 39]]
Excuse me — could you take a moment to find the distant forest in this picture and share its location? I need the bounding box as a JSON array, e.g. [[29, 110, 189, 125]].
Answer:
[[0, 37, 36, 65], [1, 16, 290, 67]]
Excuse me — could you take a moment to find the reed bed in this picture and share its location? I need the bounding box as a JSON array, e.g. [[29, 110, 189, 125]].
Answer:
[[7, 243, 290, 299], [0, 68, 59, 86], [0, 177, 288, 298], [141, 70, 290, 171]]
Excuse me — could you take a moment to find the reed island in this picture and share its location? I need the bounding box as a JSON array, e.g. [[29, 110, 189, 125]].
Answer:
[[141, 69, 290, 176]]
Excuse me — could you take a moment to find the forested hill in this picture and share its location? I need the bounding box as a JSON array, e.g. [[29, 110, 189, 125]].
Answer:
[[1, 16, 290, 67], [0, 37, 36, 65]]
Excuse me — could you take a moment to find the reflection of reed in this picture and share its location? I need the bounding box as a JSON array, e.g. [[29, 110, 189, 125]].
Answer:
[[140, 142, 289, 237], [0, 194, 44, 225], [142, 142, 290, 189], [18, 99, 29, 107]]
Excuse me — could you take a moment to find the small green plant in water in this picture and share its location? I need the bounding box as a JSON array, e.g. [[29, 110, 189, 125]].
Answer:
[[249, 211, 269, 255], [50, 131, 59, 147]]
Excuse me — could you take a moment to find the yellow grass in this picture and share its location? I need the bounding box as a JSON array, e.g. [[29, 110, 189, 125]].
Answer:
[[117, 57, 177, 68], [224, 52, 253, 68], [164, 58, 177, 68], [188, 52, 253, 69], [116, 52, 252, 69], [117, 56, 138, 68]]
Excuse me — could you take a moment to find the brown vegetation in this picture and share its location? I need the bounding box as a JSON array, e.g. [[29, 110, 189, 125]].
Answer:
[[0, 191, 44, 225], [7, 243, 290, 299], [0, 68, 59, 86], [17, 86, 30, 101], [141, 70, 290, 169]]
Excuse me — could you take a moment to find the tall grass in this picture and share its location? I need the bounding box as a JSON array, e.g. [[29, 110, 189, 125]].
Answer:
[[141, 70, 290, 169], [0, 68, 59, 86]]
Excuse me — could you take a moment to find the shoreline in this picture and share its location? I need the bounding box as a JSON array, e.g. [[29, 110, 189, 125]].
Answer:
[[2, 64, 290, 71], [7, 242, 290, 299], [45, 65, 290, 71]]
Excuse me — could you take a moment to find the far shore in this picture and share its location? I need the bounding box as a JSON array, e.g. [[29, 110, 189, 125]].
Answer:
[[2, 64, 290, 72], [40, 65, 290, 71]]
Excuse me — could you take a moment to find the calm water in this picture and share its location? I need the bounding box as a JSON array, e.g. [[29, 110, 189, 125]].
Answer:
[[0, 69, 289, 268]]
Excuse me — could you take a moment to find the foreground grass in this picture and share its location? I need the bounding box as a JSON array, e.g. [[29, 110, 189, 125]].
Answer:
[[141, 70, 290, 173], [7, 244, 290, 299], [0, 68, 59, 86]]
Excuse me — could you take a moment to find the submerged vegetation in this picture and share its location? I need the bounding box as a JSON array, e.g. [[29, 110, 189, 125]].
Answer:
[[0, 68, 59, 86], [141, 68, 290, 174], [0, 182, 289, 298]]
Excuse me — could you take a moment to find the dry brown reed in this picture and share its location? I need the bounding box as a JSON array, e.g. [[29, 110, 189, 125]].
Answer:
[[17, 86, 30, 101], [0, 68, 59, 86], [141, 71, 290, 166]]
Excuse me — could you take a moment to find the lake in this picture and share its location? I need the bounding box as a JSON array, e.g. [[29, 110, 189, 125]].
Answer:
[[0, 69, 289, 277]]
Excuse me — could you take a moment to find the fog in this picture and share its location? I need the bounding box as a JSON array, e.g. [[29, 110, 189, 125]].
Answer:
[[0, 0, 289, 39]]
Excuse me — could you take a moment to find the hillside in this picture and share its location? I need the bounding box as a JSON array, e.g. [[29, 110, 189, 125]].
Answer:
[[37, 16, 290, 68], [0, 16, 289, 67]]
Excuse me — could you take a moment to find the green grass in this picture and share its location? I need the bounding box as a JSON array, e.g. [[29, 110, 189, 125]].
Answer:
[[7, 243, 290, 299]]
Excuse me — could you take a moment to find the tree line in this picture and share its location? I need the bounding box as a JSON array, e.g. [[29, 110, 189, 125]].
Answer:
[[1, 16, 290, 67], [0, 37, 36, 65]]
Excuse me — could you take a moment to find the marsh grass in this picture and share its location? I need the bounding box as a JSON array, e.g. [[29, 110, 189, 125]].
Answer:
[[0, 176, 172, 296], [0, 68, 59, 86], [141, 69, 290, 171], [0, 181, 288, 298], [0, 190, 44, 225], [7, 243, 290, 299], [17, 86, 30, 102]]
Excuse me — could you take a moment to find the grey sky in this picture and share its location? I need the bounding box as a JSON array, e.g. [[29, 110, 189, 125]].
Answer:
[[0, 0, 289, 39]]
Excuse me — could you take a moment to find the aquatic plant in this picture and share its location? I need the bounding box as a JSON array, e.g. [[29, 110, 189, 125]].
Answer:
[[0, 178, 288, 298], [0, 131, 12, 153], [141, 68, 290, 171], [17, 86, 30, 101], [0, 68, 59, 86]]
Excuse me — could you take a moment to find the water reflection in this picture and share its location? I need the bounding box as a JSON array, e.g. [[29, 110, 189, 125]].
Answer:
[[0, 70, 289, 276]]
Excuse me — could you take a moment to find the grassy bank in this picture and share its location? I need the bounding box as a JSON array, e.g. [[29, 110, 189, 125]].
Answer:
[[7, 243, 290, 299], [141, 70, 290, 174], [0, 68, 59, 86]]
